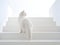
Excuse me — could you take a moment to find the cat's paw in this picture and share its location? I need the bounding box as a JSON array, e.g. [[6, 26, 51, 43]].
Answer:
[[20, 30, 26, 33]]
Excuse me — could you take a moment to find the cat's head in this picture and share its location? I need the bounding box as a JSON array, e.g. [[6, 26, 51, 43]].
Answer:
[[19, 10, 26, 17]]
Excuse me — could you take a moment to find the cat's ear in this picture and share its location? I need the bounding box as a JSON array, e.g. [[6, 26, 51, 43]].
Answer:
[[22, 10, 24, 12], [20, 10, 24, 14], [21, 10, 24, 13]]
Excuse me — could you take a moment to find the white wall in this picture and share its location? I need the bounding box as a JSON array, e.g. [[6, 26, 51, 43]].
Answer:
[[8, 0, 55, 17], [0, 0, 8, 32], [50, 0, 60, 26]]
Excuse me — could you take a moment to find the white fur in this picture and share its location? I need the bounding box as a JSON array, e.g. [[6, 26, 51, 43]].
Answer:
[[18, 11, 33, 39]]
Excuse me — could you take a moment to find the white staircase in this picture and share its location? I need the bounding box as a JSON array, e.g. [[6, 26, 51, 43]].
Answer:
[[1, 17, 60, 45], [3, 17, 59, 32]]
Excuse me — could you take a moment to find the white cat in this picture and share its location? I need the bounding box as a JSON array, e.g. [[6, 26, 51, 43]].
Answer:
[[18, 11, 33, 39]]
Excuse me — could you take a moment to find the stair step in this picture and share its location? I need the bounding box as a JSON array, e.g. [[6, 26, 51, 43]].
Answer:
[[33, 26, 58, 32], [0, 40, 60, 45], [32, 33, 60, 40], [0, 32, 60, 40], [0, 40, 60, 42], [3, 17, 57, 32]]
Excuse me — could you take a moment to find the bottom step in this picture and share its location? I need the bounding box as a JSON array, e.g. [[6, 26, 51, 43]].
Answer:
[[0, 40, 60, 45]]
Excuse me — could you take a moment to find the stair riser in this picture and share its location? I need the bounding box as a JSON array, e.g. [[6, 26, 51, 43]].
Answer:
[[0, 33, 60, 40], [0, 42, 60, 45], [32, 33, 60, 40], [3, 26, 58, 32]]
